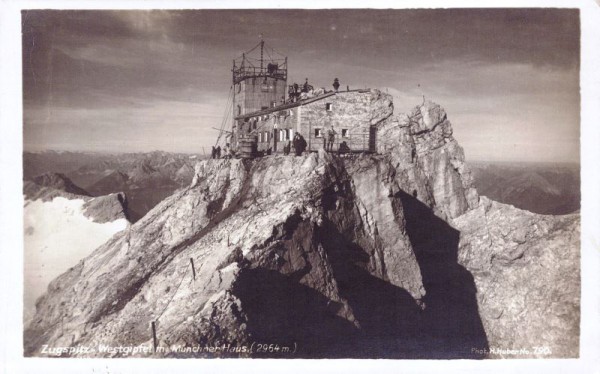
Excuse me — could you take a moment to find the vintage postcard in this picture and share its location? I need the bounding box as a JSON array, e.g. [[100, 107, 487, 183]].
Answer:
[[2, 1, 599, 373]]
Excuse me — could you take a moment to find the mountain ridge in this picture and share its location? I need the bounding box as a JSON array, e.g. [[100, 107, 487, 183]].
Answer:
[[23, 100, 579, 359]]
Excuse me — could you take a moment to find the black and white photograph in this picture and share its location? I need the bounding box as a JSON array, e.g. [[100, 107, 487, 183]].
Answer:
[[1, 1, 600, 373]]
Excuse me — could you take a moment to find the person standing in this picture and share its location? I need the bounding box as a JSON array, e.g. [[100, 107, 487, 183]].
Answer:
[[293, 133, 307, 156], [302, 78, 309, 93], [333, 78, 340, 92], [327, 126, 337, 152]]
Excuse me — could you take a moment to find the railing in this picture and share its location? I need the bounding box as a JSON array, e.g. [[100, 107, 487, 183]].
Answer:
[[307, 133, 373, 153], [233, 66, 287, 84]]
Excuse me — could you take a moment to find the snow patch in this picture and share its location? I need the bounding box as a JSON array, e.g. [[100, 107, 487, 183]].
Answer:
[[23, 196, 128, 320]]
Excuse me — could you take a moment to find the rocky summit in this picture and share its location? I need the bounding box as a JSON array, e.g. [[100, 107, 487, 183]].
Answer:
[[24, 101, 579, 359]]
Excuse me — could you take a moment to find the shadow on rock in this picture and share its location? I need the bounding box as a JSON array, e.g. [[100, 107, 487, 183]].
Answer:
[[316, 220, 427, 358], [232, 267, 360, 358], [397, 189, 489, 358], [232, 189, 488, 359]]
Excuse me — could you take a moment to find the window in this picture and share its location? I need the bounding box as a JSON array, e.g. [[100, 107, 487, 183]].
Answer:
[[326, 103, 333, 111], [258, 132, 263, 143], [315, 128, 322, 138], [342, 129, 349, 138], [280, 129, 285, 142], [283, 129, 294, 140], [237, 105, 241, 116]]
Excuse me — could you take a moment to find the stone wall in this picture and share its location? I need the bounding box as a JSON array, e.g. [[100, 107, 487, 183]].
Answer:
[[235, 89, 393, 154], [234, 76, 287, 116], [249, 106, 300, 153], [299, 90, 393, 152]]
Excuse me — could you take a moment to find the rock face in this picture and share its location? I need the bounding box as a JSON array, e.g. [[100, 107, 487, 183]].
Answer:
[[24, 101, 579, 359], [454, 197, 580, 358], [377, 101, 479, 220]]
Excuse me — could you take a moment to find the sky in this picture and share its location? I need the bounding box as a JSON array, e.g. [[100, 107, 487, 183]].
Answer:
[[22, 9, 580, 162]]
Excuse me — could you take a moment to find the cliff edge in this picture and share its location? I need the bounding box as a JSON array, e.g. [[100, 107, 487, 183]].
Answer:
[[24, 101, 579, 359]]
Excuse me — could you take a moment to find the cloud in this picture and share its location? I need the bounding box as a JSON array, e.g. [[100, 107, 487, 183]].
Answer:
[[22, 9, 580, 162]]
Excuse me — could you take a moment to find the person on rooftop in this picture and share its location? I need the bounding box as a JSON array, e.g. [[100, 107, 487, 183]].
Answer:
[[333, 78, 340, 92]]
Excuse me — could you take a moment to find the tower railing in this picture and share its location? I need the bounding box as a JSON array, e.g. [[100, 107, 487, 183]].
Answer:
[[232, 66, 287, 84], [232, 40, 288, 85]]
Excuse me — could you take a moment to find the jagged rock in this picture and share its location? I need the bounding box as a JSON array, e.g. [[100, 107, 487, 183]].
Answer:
[[453, 197, 580, 358], [377, 101, 479, 220], [83, 193, 130, 223], [23, 101, 579, 360], [343, 155, 424, 301]]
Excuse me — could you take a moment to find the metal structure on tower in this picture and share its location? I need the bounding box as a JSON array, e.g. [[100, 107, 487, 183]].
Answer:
[[232, 40, 288, 85]]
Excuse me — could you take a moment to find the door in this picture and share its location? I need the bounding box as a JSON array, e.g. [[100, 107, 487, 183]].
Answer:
[[369, 125, 377, 152]]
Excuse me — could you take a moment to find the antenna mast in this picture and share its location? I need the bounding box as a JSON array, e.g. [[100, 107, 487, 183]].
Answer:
[[260, 35, 264, 72]]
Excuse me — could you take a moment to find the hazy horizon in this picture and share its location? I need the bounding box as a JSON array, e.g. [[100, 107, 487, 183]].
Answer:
[[21, 149, 582, 167], [22, 9, 580, 163]]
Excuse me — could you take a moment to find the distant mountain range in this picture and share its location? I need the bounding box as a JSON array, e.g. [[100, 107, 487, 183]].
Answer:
[[24, 152, 580, 221], [23, 151, 201, 222], [24, 101, 580, 358], [470, 161, 580, 215]]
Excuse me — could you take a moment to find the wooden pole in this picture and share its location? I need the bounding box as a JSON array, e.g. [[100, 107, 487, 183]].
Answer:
[[260, 40, 264, 71], [308, 121, 312, 151], [151, 321, 158, 353], [211, 127, 232, 133], [190, 258, 196, 280]]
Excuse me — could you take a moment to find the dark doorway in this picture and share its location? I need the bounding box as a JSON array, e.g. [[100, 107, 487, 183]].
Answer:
[[369, 125, 376, 152]]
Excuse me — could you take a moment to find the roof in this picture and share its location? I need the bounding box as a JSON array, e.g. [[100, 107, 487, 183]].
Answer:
[[234, 89, 371, 121]]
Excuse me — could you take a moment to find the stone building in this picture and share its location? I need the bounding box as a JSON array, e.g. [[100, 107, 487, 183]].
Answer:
[[230, 41, 392, 154]]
